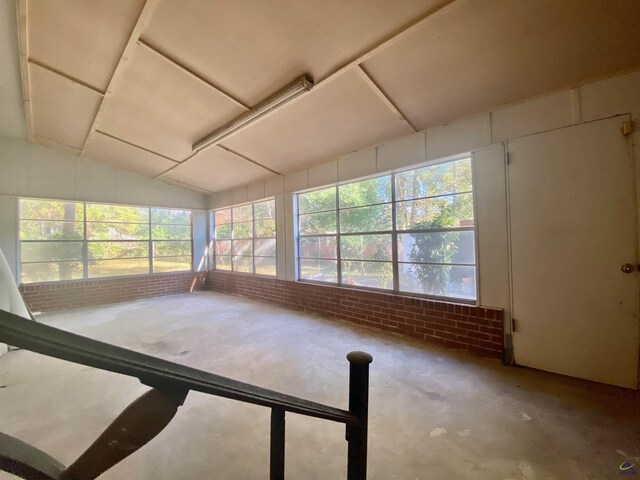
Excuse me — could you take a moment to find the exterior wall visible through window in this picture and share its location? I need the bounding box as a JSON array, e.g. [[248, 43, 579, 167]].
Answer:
[[296, 157, 476, 301], [212, 198, 276, 277], [19, 198, 193, 284]]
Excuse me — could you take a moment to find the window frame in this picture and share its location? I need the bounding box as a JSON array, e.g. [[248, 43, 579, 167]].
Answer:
[[295, 156, 478, 303], [18, 198, 194, 284], [211, 197, 277, 278]]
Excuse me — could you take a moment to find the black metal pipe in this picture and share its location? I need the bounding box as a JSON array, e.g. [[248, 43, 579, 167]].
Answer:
[[270, 408, 285, 480], [346, 351, 373, 480]]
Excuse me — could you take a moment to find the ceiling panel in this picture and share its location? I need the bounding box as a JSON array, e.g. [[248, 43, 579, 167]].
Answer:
[[141, 0, 445, 106], [28, 0, 145, 91], [30, 62, 102, 150], [83, 131, 177, 178], [163, 146, 273, 192], [97, 44, 247, 161], [363, 0, 640, 131], [220, 70, 413, 173]]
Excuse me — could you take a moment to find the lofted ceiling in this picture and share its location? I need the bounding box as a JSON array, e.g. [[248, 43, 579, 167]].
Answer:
[[15, 0, 640, 193]]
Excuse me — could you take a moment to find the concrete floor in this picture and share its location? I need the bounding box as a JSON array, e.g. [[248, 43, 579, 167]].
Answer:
[[0, 292, 638, 479]]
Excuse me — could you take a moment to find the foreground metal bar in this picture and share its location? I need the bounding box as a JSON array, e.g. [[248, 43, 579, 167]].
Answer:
[[270, 408, 286, 480], [0, 309, 356, 426], [346, 351, 373, 480], [0, 432, 64, 480]]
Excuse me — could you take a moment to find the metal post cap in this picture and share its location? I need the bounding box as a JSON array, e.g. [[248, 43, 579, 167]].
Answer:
[[346, 351, 373, 365]]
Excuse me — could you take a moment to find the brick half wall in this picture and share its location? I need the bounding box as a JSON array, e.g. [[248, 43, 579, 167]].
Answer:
[[207, 271, 504, 358], [20, 271, 207, 313]]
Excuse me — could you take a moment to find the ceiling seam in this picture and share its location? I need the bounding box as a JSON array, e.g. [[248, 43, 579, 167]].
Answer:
[[355, 65, 416, 132], [78, 0, 159, 157], [17, 0, 33, 142], [136, 38, 250, 111], [34, 135, 82, 152], [158, 177, 215, 194], [28, 58, 106, 96], [315, 0, 458, 88], [217, 145, 282, 175], [94, 130, 181, 163]]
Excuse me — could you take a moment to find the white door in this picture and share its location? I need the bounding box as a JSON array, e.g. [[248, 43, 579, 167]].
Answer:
[[508, 116, 639, 388]]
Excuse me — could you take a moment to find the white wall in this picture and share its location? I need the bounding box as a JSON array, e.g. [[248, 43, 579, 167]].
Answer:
[[208, 69, 640, 349]]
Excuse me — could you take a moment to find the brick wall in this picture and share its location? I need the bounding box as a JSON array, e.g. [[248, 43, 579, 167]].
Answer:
[[20, 271, 207, 313], [207, 271, 504, 358]]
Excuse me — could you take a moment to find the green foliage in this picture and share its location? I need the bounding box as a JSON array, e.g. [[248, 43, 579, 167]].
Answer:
[[298, 187, 335, 213], [19, 199, 192, 282]]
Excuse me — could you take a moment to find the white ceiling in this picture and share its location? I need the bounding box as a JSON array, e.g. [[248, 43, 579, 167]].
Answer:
[[11, 0, 640, 193]]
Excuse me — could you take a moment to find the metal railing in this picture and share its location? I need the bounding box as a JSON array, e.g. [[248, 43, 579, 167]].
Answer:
[[0, 308, 373, 480]]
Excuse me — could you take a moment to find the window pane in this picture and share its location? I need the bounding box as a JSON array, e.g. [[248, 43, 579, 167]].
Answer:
[[152, 208, 191, 225], [88, 258, 149, 278], [255, 219, 275, 238], [233, 221, 253, 239], [340, 204, 392, 233], [399, 264, 476, 300], [299, 211, 336, 235], [89, 241, 149, 260], [21, 261, 83, 283], [341, 261, 393, 290], [395, 158, 472, 201], [153, 256, 192, 272], [395, 193, 474, 230], [255, 238, 276, 257], [299, 236, 337, 259], [255, 256, 276, 276], [20, 199, 84, 221], [232, 205, 253, 222], [215, 240, 231, 256], [254, 200, 275, 219], [152, 225, 191, 240], [87, 222, 149, 240], [20, 220, 83, 240], [339, 176, 391, 208], [215, 209, 232, 225], [397, 231, 475, 264], [233, 239, 253, 256], [86, 204, 149, 223], [153, 240, 191, 258], [233, 256, 253, 273], [299, 259, 337, 283], [340, 234, 392, 261], [298, 187, 336, 214], [216, 255, 231, 271], [215, 224, 232, 239], [21, 242, 83, 263]]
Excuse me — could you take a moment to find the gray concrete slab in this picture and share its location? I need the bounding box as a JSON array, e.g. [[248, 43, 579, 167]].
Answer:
[[0, 291, 638, 479]]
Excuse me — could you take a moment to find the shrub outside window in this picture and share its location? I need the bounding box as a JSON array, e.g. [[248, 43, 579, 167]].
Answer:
[[19, 199, 192, 283], [213, 198, 276, 276], [296, 157, 476, 301]]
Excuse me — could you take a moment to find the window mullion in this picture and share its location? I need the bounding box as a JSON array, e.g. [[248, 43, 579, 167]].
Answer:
[[148, 208, 153, 274], [391, 174, 399, 293], [83, 202, 88, 280], [336, 187, 341, 286]]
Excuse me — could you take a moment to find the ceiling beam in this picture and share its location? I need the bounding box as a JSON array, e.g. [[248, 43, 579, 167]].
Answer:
[[355, 65, 416, 132], [16, 0, 33, 142], [79, 0, 159, 157], [28, 59, 106, 96], [94, 130, 180, 163], [137, 38, 250, 111]]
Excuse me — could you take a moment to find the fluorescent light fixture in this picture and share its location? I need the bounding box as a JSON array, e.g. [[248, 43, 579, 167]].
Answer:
[[193, 74, 314, 152]]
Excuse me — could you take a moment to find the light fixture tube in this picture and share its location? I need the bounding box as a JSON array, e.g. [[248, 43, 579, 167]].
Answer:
[[192, 74, 314, 151]]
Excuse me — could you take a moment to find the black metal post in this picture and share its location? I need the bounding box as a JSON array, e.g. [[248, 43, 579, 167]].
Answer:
[[270, 407, 285, 480], [346, 351, 373, 480]]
